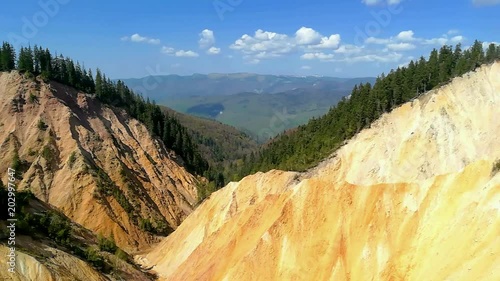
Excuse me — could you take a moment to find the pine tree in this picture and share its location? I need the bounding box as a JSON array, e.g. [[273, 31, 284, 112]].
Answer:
[[95, 68, 103, 98], [427, 49, 439, 89], [17, 47, 34, 73], [438, 45, 453, 83], [470, 40, 485, 68], [0, 42, 16, 71], [485, 43, 497, 63]]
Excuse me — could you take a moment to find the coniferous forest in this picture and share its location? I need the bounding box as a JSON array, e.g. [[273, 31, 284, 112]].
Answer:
[[232, 41, 500, 178], [0, 42, 221, 185]]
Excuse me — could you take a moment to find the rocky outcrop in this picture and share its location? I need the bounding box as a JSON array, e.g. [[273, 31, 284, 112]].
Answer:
[[137, 62, 500, 280], [0, 71, 202, 252]]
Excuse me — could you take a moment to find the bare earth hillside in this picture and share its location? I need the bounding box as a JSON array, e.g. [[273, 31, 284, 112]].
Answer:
[[137, 63, 500, 280], [0, 71, 202, 252]]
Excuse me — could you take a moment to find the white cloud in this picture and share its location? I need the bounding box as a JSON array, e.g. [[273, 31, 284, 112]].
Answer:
[[161, 46, 175, 54], [367, 30, 465, 48], [301, 65, 312, 70], [230, 29, 294, 63], [338, 52, 403, 63], [362, 0, 403, 5], [207, 47, 221, 55], [472, 0, 500, 6], [121, 33, 161, 45], [161, 46, 198, 57], [423, 37, 449, 46], [295, 27, 322, 45], [301, 52, 334, 61], [230, 27, 341, 63], [334, 44, 363, 54], [199, 29, 216, 48], [230, 30, 293, 54], [386, 42, 416, 51], [365, 37, 391, 44], [447, 29, 460, 35], [450, 36, 465, 44], [396, 30, 416, 42], [175, 50, 199, 57], [309, 34, 341, 49], [482, 41, 500, 49]]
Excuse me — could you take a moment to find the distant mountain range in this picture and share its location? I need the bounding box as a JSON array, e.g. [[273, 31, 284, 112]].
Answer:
[[120, 73, 375, 141], [120, 73, 376, 100]]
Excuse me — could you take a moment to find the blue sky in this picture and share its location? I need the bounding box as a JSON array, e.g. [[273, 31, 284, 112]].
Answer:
[[0, 0, 499, 78]]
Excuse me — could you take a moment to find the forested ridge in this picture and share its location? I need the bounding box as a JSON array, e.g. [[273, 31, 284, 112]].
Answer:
[[232, 41, 500, 178], [0, 42, 217, 183]]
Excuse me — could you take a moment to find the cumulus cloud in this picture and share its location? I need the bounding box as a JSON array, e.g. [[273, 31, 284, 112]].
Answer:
[[365, 37, 391, 44], [121, 33, 161, 45], [482, 41, 500, 49], [230, 27, 341, 63], [300, 52, 334, 61], [449, 36, 465, 44], [161, 46, 175, 54], [161, 46, 199, 57], [333, 44, 363, 54], [366, 30, 466, 49], [309, 34, 341, 49], [199, 29, 216, 48], [174, 50, 199, 57], [386, 42, 416, 51], [396, 30, 416, 42], [230, 29, 294, 62], [295, 27, 322, 45], [423, 37, 450, 45], [340, 52, 403, 63], [207, 47, 221, 55]]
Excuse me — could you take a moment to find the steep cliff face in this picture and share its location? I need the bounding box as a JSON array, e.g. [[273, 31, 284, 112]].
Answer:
[[0, 71, 201, 251], [137, 62, 500, 280]]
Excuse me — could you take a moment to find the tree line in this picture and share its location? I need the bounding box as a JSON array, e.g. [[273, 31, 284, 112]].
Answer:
[[0, 42, 221, 185], [233, 40, 500, 177]]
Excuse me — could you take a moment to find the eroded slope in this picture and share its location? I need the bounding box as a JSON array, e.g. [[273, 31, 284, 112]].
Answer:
[[137, 63, 500, 280], [0, 71, 201, 251]]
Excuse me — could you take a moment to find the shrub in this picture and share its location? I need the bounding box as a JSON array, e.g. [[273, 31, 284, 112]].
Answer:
[[492, 159, 500, 175], [139, 218, 153, 232], [41, 146, 54, 162], [29, 93, 38, 104], [115, 248, 128, 261], [37, 119, 47, 130], [12, 151, 21, 171], [85, 247, 105, 270], [68, 152, 77, 168], [97, 234, 117, 253], [112, 188, 133, 214]]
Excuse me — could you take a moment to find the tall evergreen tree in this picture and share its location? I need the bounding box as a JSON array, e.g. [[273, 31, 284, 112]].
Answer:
[[0, 42, 16, 71], [17, 46, 34, 73], [427, 49, 439, 89], [485, 43, 497, 63]]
